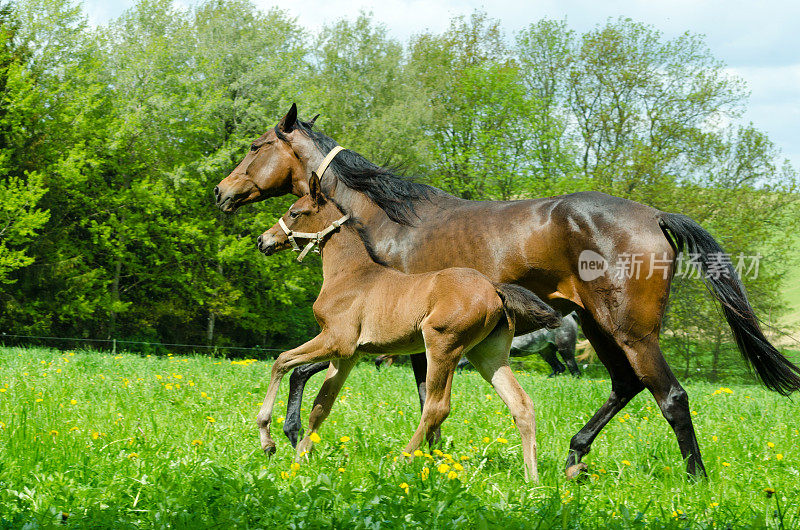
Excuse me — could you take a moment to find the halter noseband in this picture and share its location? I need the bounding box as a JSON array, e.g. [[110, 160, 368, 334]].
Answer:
[[279, 146, 348, 262]]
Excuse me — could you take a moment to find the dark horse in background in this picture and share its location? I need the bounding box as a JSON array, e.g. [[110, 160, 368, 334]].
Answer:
[[215, 104, 800, 478], [457, 312, 581, 377]]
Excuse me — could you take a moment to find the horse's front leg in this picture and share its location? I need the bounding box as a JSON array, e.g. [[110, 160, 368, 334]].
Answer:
[[284, 362, 330, 448], [256, 334, 334, 456]]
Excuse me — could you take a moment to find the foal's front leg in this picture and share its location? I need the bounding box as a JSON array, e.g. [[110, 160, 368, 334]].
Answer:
[[256, 334, 334, 456], [295, 357, 358, 458]]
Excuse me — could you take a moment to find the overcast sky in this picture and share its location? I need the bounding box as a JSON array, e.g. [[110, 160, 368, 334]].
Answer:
[[84, 0, 800, 170]]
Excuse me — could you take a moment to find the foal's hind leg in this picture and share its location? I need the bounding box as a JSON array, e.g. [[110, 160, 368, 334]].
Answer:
[[295, 357, 357, 459], [467, 329, 539, 482], [284, 362, 329, 448], [404, 341, 462, 452]]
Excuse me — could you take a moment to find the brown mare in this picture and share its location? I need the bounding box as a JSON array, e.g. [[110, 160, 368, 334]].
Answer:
[[255, 172, 562, 482], [215, 104, 800, 478]]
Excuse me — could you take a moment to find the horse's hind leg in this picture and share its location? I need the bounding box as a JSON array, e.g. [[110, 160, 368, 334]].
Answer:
[[565, 316, 644, 478], [540, 345, 566, 377], [467, 328, 539, 482], [295, 357, 357, 458], [284, 362, 330, 448]]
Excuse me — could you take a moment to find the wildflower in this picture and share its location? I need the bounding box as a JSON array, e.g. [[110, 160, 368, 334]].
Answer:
[[710, 502, 719, 508], [127, 453, 138, 459], [413, 449, 423, 457], [206, 416, 215, 423], [399, 482, 410, 495], [764, 487, 775, 498], [309, 432, 321, 443], [447, 470, 458, 480], [338, 467, 345, 473], [91, 431, 101, 440], [69, 426, 80, 432], [421, 467, 430, 480], [460, 455, 469, 461], [433, 449, 444, 456], [767, 442, 775, 448], [691, 410, 698, 416], [482, 437, 491, 444], [36, 398, 43, 403], [340, 436, 351, 443], [437, 463, 450, 474], [276, 417, 284, 424], [454, 463, 464, 471], [0, 389, 6, 393], [290, 462, 301, 471], [280, 471, 290, 480], [402, 451, 412, 457], [712, 435, 718, 442], [622, 460, 631, 466], [156, 375, 163, 380], [191, 440, 203, 446], [49, 430, 58, 436], [722, 462, 731, 467], [496, 437, 508, 444], [0, 421, 6, 429], [776, 454, 783, 461], [623, 413, 630, 419]]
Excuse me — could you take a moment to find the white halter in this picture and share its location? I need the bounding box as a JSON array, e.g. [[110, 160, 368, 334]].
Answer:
[[278, 146, 348, 262], [278, 213, 350, 262]]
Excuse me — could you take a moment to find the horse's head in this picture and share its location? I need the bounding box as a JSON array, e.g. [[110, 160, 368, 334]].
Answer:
[[257, 171, 342, 256], [214, 103, 320, 212]]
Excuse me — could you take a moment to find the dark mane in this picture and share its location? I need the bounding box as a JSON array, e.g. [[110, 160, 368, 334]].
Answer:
[[283, 120, 441, 225], [327, 197, 390, 267]]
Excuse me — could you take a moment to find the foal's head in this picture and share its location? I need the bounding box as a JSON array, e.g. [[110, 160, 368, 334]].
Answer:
[[257, 172, 341, 256]]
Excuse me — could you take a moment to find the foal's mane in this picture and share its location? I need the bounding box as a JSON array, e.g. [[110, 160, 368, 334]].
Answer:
[[327, 197, 391, 268], [277, 120, 440, 225]]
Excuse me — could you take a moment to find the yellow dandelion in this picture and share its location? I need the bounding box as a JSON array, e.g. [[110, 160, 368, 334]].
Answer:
[[722, 462, 731, 467], [399, 482, 410, 494], [127, 453, 138, 459], [710, 502, 719, 508], [309, 432, 321, 443], [496, 437, 508, 444], [69, 426, 80, 432], [712, 435, 718, 442], [437, 463, 450, 474], [447, 470, 458, 480], [35, 398, 43, 403], [460, 455, 469, 461], [156, 375, 163, 380], [764, 487, 775, 497], [453, 463, 464, 471], [0, 421, 6, 429], [433, 449, 444, 456], [206, 416, 215, 423], [622, 460, 631, 466], [421, 467, 430, 480], [0, 388, 7, 393], [91, 431, 100, 440], [338, 467, 345, 473], [48, 430, 58, 436], [340, 436, 350, 443], [776, 454, 783, 460], [482, 437, 491, 444], [413, 449, 423, 457], [191, 440, 203, 446], [276, 417, 284, 424], [767, 442, 775, 448], [290, 462, 301, 471], [402, 451, 412, 457]]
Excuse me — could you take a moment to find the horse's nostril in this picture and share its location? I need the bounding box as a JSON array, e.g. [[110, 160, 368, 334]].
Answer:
[[257, 235, 263, 248], [213, 186, 220, 197]]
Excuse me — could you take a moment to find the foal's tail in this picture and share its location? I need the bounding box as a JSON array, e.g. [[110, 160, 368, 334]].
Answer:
[[658, 212, 800, 396], [495, 283, 563, 332]]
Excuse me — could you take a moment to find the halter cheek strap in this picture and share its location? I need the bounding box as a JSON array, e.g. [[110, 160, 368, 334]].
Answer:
[[278, 214, 351, 262]]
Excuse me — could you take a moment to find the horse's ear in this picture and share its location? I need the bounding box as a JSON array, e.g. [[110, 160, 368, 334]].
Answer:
[[307, 114, 320, 128], [278, 103, 298, 132], [309, 171, 325, 206]]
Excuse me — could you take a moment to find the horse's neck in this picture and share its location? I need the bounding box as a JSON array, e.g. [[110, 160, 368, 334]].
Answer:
[[319, 225, 381, 284]]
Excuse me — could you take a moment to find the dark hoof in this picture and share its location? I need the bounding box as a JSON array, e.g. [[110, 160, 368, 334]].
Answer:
[[565, 462, 588, 480], [263, 443, 276, 457]]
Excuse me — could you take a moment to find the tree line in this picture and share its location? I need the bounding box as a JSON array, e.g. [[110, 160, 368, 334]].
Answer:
[[1, 0, 797, 379]]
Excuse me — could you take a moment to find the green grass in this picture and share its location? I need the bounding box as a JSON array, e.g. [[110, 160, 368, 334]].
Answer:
[[0, 346, 798, 528], [783, 231, 800, 328]]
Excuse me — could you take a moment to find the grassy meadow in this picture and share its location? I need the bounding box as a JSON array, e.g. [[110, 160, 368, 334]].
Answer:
[[0, 346, 798, 528]]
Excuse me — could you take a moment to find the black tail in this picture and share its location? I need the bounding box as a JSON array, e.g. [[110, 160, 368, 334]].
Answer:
[[495, 283, 562, 332], [659, 212, 800, 395]]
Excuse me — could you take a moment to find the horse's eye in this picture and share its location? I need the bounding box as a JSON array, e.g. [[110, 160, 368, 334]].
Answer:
[[250, 144, 259, 151], [289, 211, 300, 219]]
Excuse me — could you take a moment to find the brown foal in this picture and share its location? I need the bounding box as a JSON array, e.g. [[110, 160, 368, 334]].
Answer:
[[255, 172, 562, 482]]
